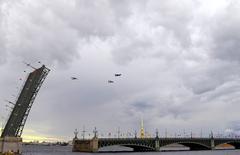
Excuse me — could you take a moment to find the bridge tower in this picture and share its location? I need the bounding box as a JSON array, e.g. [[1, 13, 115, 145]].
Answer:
[[155, 129, 160, 151], [140, 118, 145, 138], [0, 65, 50, 154], [210, 131, 215, 150]]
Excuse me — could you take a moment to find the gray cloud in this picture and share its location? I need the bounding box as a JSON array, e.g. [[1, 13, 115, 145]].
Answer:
[[146, 0, 196, 47], [210, 1, 240, 62], [1, 0, 240, 141], [0, 1, 7, 64], [52, 1, 118, 38], [110, 0, 196, 65], [4, 0, 80, 67]]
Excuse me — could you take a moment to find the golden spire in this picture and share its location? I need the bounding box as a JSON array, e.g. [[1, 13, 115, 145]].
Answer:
[[140, 118, 145, 138]]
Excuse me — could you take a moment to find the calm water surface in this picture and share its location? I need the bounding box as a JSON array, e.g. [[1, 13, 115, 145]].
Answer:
[[22, 145, 240, 155]]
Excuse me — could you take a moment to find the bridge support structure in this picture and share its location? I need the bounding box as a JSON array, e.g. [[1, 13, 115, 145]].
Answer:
[[155, 138, 160, 151], [0, 137, 22, 154], [72, 136, 240, 152], [210, 131, 215, 150], [211, 137, 215, 150], [72, 137, 98, 153]]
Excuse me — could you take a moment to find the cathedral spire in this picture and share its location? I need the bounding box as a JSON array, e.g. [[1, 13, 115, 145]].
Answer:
[[140, 118, 145, 138]]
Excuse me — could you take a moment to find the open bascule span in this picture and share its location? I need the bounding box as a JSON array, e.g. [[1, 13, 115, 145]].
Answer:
[[0, 65, 50, 155]]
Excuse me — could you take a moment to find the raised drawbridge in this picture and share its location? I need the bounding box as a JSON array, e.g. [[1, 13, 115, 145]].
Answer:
[[1, 65, 50, 138]]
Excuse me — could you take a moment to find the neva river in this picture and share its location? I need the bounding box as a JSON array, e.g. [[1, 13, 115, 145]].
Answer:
[[22, 145, 240, 155]]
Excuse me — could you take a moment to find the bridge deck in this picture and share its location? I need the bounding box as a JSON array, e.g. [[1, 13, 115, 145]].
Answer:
[[73, 137, 240, 152]]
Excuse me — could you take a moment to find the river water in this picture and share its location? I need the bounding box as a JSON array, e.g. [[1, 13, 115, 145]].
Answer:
[[22, 145, 240, 155]]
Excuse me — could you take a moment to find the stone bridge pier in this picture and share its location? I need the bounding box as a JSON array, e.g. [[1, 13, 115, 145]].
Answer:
[[72, 137, 98, 152]]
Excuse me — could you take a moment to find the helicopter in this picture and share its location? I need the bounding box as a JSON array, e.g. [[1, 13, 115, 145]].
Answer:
[[71, 77, 78, 80], [115, 74, 122, 77], [108, 80, 114, 83]]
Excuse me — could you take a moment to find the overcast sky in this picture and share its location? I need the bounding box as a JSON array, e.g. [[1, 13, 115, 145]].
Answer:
[[1, 0, 240, 141]]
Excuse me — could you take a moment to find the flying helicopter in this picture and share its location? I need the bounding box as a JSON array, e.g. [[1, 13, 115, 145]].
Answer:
[[115, 74, 122, 77], [71, 77, 78, 80], [108, 80, 114, 83]]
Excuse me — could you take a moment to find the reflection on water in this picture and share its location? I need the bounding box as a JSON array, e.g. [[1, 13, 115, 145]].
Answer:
[[22, 145, 240, 155]]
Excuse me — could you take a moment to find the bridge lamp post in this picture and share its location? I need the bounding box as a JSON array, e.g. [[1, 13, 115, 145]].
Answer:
[[200, 129, 203, 138], [134, 130, 137, 138], [117, 127, 120, 139], [81, 126, 86, 140], [74, 129, 79, 139], [126, 132, 130, 138], [165, 128, 168, 138], [155, 129, 159, 139], [129, 132, 133, 138], [108, 132, 111, 138], [210, 131, 214, 139], [93, 127, 98, 138]]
